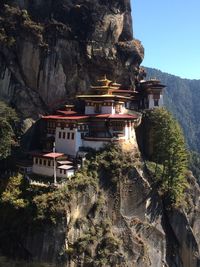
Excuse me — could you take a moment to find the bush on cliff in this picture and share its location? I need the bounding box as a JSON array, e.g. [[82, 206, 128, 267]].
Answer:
[[0, 101, 18, 160], [144, 108, 188, 206]]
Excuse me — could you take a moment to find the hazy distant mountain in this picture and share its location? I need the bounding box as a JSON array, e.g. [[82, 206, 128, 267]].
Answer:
[[146, 67, 200, 153]]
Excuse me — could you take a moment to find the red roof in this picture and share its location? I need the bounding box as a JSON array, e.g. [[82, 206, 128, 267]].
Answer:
[[88, 113, 138, 119], [42, 112, 138, 121], [44, 152, 64, 158], [56, 110, 77, 115], [42, 115, 89, 120], [31, 152, 64, 158]]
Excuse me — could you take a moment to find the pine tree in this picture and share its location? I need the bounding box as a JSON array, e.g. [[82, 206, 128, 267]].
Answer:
[[145, 108, 188, 205]]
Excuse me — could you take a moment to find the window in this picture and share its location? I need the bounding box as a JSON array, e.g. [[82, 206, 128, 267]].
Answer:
[[154, 99, 159, 107], [71, 133, 75, 140], [64, 170, 66, 175], [60, 169, 62, 174], [48, 160, 51, 167], [61, 123, 65, 129], [59, 132, 62, 139], [35, 158, 38, 164], [39, 159, 42, 165], [67, 132, 70, 139], [44, 160, 46, 166], [94, 104, 101, 113], [63, 132, 66, 139]]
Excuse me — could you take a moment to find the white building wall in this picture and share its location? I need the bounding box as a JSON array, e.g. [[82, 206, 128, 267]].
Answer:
[[120, 104, 126, 114], [32, 157, 74, 178], [32, 164, 74, 178], [148, 95, 155, 109], [86, 105, 115, 114], [85, 106, 95, 114], [101, 105, 114, 114], [124, 125, 129, 140], [32, 164, 54, 177], [57, 169, 74, 178], [75, 131, 83, 152], [55, 127, 81, 157], [159, 94, 164, 107], [148, 94, 163, 108], [123, 125, 136, 140]]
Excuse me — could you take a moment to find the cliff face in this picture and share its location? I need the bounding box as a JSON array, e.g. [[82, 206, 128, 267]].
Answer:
[[1, 2, 200, 267], [0, 0, 143, 119], [1, 145, 200, 267], [0, 145, 168, 267]]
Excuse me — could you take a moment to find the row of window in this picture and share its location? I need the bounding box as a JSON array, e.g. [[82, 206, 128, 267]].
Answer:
[[48, 121, 78, 129], [47, 121, 56, 128], [87, 105, 123, 114], [34, 158, 70, 175], [59, 169, 67, 175], [47, 129, 55, 135], [35, 158, 52, 166], [58, 132, 75, 140], [86, 102, 113, 106]]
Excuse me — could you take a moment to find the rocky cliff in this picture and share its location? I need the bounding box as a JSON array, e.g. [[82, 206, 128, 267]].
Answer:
[[1, 1, 200, 267], [1, 145, 200, 267], [0, 0, 143, 119]]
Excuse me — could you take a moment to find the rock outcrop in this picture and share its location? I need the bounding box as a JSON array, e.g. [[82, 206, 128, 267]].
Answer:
[[1, 1, 200, 267], [0, 0, 144, 119], [1, 145, 200, 267]]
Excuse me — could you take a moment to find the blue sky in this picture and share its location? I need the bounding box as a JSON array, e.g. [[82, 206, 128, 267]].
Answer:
[[132, 0, 200, 79]]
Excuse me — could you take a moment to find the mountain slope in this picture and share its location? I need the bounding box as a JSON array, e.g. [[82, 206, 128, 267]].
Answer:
[[146, 67, 200, 153]]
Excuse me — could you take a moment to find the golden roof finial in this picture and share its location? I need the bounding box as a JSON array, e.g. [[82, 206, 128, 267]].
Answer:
[[97, 75, 112, 87]]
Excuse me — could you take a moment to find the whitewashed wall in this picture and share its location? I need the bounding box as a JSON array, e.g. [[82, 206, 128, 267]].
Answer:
[[55, 127, 82, 156], [85, 106, 95, 114], [32, 162, 74, 178]]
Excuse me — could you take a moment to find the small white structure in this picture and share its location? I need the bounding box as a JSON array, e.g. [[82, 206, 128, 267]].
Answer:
[[139, 79, 165, 109], [16, 160, 32, 174], [32, 152, 74, 179]]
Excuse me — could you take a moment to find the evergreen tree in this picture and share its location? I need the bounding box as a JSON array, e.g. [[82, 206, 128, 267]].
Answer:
[[0, 101, 18, 160], [189, 151, 200, 183], [145, 108, 188, 205]]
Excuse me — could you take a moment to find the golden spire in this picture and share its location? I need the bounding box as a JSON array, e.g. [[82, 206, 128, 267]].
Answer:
[[97, 74, 112, 87]]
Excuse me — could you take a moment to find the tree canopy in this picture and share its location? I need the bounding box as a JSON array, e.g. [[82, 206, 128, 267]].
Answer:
[[146, 67, 200, 154], [144, 108, 188, 205], [0, 101, 18, 160], [189, 151, 200, 183]]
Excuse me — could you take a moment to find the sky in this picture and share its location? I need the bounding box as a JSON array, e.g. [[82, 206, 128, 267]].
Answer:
[[132, 0, 200, 79]]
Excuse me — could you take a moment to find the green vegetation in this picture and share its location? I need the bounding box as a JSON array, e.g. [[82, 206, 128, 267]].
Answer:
[[0, 144, 139, 265], [144, 108, 188, 206], [189, 151, 200, 183], [146, 67, 200, 154], [0, 101, 18, 160]]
